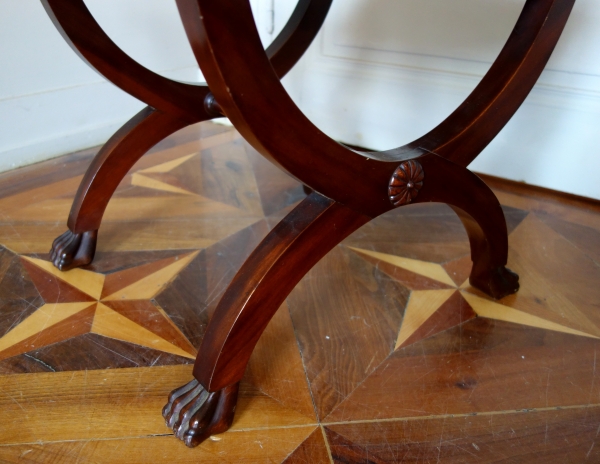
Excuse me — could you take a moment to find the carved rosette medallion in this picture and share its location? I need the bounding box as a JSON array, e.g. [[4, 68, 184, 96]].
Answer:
[[388, 160, 424, 207]]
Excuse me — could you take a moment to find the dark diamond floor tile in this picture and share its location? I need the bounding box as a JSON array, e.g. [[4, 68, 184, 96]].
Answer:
[[502, 205, 530, 234], [202, 219, 271, 319], [344, 210, 472, 264], [0, 299, 44, 340], [326, 407, 600, 463], [536, 210, 600, 265], [325, 427, 387, 464], [155, 220, 270, 347], [198, 140, 264, 215], [0, 352, 55, 375], [153, 252, 208, 349], [327, 318, 600, 422], [23, 333, 193, 372], [283, 427, 331, 464], [0, 252, 42, 303]]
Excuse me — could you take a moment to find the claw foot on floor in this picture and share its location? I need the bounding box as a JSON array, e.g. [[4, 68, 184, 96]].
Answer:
[[163, 379, 240, 448], [50, 229, 97, 271], [470, 265, 520, 300]]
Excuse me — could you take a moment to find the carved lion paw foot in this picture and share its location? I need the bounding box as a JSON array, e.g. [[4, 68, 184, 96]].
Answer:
[[162, 379, 240, 448], [470, 265, 519, 300], [50, 229, 97, 271]]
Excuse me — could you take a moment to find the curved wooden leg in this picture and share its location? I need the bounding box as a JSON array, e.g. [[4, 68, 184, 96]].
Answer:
[[50, 107, 195, 270], [416, 154, 519, 299], [163, 192, 370, 447], [450, 206, 519, 299], [265, 0, 333, 78], [46, 0, 337, 271]]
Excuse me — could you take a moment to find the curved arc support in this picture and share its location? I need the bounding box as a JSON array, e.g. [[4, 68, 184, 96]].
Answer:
[[266, 0, 333, 78], [49, 0, 339, 270], [177, 0, 573, 215], [68, 106, 194, 233], [46, 0, 573, 222], [177, 0, 574, 209], [177, 0, 400, 217], [391, 0, 575, 167], [193, 156, 520, 394], [42, 0, 209, 121], [43, 0, 333, 120], [193, 192, 370, 391]]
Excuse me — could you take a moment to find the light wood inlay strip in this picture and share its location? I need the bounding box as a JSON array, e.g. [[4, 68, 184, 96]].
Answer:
[[350, 247, 456, 287], [91, 303, 195, 359], [395, 289, 456, 350], [0, 302, 95, 354], [102, 251, 199, 300], [462, 292, 599, 339], [139, 154, 196, 173], [21, 256, 105, 300]]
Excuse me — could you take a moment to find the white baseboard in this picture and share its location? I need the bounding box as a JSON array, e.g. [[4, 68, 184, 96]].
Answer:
[[0, 82, 140, 172]]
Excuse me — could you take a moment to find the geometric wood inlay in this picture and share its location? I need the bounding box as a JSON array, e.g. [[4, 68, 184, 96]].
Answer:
[[462, 292, 599, 339], [349, 247, 456, 286], [21, 258, 97, 303], [1, 120, 599, 460], [347, 246, 600, 351], [396, 290, 477, 350], [131, 173, 195, 196], [395, 289, 456, 349], [21, 256, 104, 300], [139, 153, 197, 173], [102, 300, 197, 356], [0, 251, 200, 362], [101, 251, 199, 301], [91, 303, 195, 359], [0, 302, 95, 361]]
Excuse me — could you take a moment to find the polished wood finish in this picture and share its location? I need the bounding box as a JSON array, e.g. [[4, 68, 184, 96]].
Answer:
[[0, 123, 599, 462], [326, 407, 600, 463], [195, 192, 370, 391], [31, 0, 577, 450], [163, 378, 240, 447], [43, 0, 332, 270], [177, 0, 574, 214]]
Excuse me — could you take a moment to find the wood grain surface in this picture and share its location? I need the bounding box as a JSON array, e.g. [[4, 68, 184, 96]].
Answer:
[[0, 121, 599, 462]]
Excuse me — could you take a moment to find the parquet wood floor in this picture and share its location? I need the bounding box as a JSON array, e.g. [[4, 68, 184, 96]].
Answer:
[[0, 122, 599, 463]]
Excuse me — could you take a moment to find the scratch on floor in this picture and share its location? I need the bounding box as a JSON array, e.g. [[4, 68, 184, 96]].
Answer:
[[23, 353, 56, 372], [586, 442, 595, 460]]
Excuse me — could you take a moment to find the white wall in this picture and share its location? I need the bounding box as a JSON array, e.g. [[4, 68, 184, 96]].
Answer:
[[0, 0, 203, 172], [2, 0, 599, 200], [278, 0, 600, 200]]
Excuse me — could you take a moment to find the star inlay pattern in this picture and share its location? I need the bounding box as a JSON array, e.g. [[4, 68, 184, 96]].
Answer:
[[0, 252, 200, 362], [1, 122, 599, 461], [348, 246, 600, 350]]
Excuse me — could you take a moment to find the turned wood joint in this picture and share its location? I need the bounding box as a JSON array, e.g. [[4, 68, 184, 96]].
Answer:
[[388, 160, 424, 207], [204, 92, 224, 117]]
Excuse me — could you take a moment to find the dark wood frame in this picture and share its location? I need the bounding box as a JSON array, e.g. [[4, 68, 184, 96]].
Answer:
[[45, 0, 333, 270], [40, 0, 575, 447]]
